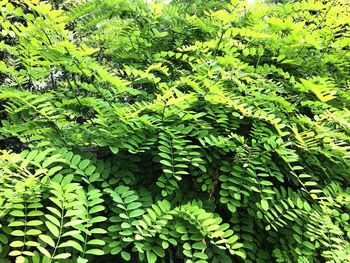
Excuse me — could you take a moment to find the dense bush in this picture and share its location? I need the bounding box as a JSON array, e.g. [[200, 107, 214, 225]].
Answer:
[[0, 0, 350, 262]]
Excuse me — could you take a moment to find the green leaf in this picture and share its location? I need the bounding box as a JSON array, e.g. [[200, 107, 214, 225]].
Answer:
[[47, 207, 61, 217], [59, 240, 83, 251], [87, 239, 105, 246], [85, 165, 96, 175], [296, 198, 304, 209], [37, 246, 51, 258], [127, 202, 142, 210], [26, 229, 42, 236], [109, 146, 119, 154], [192, 242, 206, 250], [39, 235, 55, 247], [158, 146, 171, 154], [79, 160, 90, 170], [261, 199, 269, 211], [11, 230, 25, 236], [27, 220, 44, 226], [129, 209, 145, 218], [14, 7, 23, 16], [45, 221, 60, 237], [89, 205, 105, 214], [90, 228, 107, 234], [124, 195, 138, 204], [159, 153, 172, 160], [10, 210, 25, 217], [86, 249, 104, 255], [45, 214, 60, 227], [9, 221, 25, 227], [9, 250, 22, 257], [53, 253, 71, 259], [10, 240, 24, 247], [6, 3, 15, 13], [193, 252, 208, 260], [77, 257, 88, 263], [152, 246, 165, 257], [147, 251, 157, 263], [16, 256, 25, 263], [25, 241, 40, 247], [121, 251, 131, 261], [160, 160, 172, 167], [341, 213, 349, 221], [121, 222, 131, 229]]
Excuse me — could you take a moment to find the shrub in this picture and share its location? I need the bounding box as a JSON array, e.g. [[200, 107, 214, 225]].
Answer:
[[0, 0, 349, 262]]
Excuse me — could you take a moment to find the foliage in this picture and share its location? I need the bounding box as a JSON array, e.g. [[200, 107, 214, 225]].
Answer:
[[0, 0, 350, 262]]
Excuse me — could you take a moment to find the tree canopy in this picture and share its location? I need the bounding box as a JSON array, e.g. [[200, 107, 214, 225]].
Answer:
[[0, 0, 349, 262]]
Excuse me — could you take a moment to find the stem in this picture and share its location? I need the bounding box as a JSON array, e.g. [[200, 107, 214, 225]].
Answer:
[[50, 204, 64, 262], [81, 193, 89, 258], [256, 55, 261, 68], [22, 198, 27, 253], [213, 26, 226, 59], [82, 232, 88, 258]]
